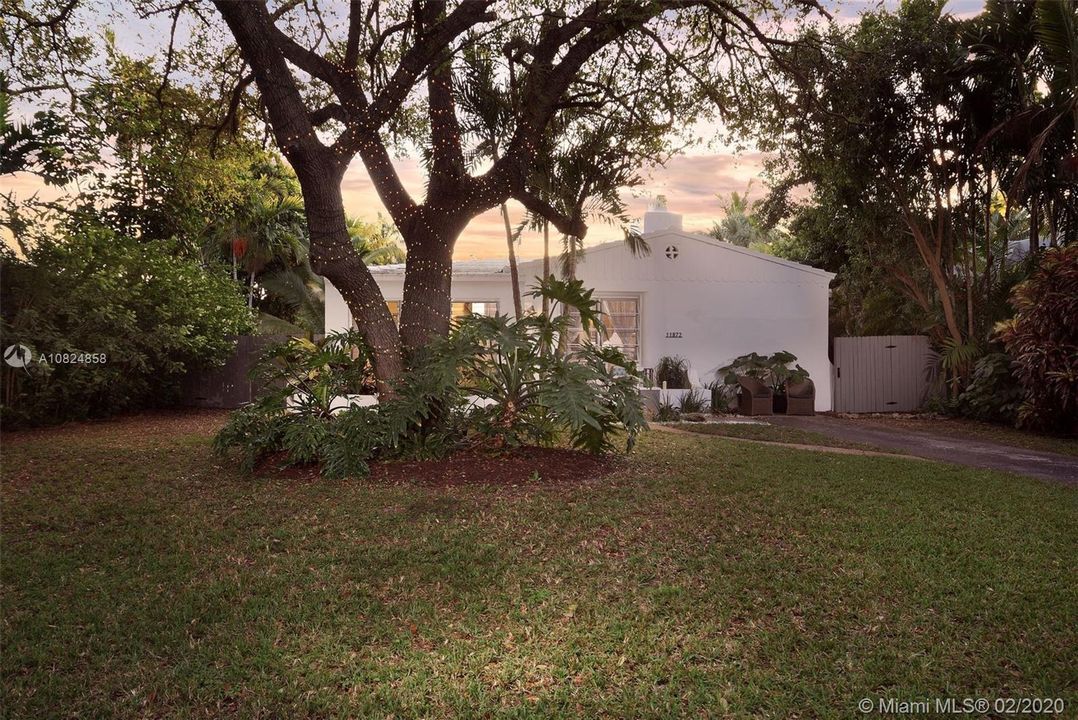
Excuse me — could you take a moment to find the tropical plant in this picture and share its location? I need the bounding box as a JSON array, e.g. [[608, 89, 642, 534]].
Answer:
[[707, 182, 786, 251], [654, 399, 680, 422], [253, 330, 376, 418], [678, 389, 708, 414], [655, 356, 690, 389], [956, 351, 1024, 424], [450, 310, 645, 453], [998, 245, 1078, 434], [345, 215, 406, 265], [706, 380, 735, 414], [214, 278, 648, 476], [717, 351, 809, 393]]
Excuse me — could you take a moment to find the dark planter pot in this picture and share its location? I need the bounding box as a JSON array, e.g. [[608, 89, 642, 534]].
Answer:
[[773, 393, 788, 414]]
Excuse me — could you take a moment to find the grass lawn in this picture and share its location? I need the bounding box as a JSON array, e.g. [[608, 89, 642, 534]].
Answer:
[[3, 413, 1076, 718], [852, 415, 1078, 458], [669, 421, 884, 452]]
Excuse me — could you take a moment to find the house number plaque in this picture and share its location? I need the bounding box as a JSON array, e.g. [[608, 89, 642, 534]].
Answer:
[[665, 332, 683, 339]]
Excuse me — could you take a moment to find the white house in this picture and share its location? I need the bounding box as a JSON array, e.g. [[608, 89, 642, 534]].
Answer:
[[326, 206, 836, 411]]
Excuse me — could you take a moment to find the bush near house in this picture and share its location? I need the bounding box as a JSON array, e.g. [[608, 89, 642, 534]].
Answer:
[[998, 245, 1078, 435], [215, 279, 647, 477], [654, 355, 689, 389], [0, 228, 252, 427]]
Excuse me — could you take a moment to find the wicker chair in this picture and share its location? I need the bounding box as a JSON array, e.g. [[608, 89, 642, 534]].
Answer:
[[737, 376, 773, 416], [785, 379, 816, 416]]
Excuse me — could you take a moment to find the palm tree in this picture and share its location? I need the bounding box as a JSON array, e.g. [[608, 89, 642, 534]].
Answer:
[[526, 117, 650, 286], [968, 0, 1078, 250], [344, 215, 406, 265], [205, 190, 307, 308], [455, 43, 524, 317]]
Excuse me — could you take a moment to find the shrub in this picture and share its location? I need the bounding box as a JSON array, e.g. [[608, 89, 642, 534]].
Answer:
[[214, 278, 648, 476], [678, 388, 707, 413], [654, 399, 680, 422], [254, 330, 376, 418], [998, 245, 1078, 434], [0, 229, 252, 426], [956, 351, 1022, 424], [706, 380, 735, 414], [655, 355, 689, 389]]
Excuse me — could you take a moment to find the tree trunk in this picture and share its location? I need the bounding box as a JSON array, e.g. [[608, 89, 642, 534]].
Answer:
[[299, 168, 404, 391], [542, 220, 550, 316], [501, 203, 523, 318], [398, 220, 459, 354], [1030, 198, 1039, 256]]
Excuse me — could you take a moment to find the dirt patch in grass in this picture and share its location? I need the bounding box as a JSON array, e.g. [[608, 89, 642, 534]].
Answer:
[[255, 446, 619, 487], [372, 446, 618, 487]]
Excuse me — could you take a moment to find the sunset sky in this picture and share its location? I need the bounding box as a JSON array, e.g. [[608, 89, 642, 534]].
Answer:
[[3, 0, 985, 261]]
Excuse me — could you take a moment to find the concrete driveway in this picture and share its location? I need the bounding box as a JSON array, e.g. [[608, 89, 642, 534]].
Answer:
[[767, 415, 1078, 483]]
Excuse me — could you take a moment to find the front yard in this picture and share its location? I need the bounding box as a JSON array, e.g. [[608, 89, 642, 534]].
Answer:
[[2, 413, 1076, 718]]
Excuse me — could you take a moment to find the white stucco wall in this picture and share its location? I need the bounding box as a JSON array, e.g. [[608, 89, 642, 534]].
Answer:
[[326, 229, 835, 411]]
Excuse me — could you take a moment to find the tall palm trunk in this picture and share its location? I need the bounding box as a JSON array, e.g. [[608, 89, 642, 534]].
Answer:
[[542, 220, 551, 316], [491, 147, 522, 318], [501, 202, 523, 318]]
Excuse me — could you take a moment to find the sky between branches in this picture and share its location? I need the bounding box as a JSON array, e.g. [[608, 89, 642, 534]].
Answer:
[[2, 0, 985, 261]]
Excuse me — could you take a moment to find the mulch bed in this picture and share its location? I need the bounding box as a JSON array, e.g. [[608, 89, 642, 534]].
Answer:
[[255, 446, 619, 487]]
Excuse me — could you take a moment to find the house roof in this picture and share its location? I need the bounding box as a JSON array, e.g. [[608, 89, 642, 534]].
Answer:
[[370, 229, 835, 280], [518, 229, 836, 280], [369, 259, 510, 275]]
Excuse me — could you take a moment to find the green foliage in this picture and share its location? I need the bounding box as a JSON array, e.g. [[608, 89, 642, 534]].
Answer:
[[741, 0, 1075, 370], [678, 389, 707, 414], [717, 351, 809, 393], [707, 182, 787, 251], [345, 215, 407, 265], [215, 280, 648, 476], [655, 356, 689, 389], [654, 399, 680, 422], [956, 352, 1024, 424], [998, 245, 1078, 434], [706, 381, 735, 414], [0, 227, 253, 427], [0, 87, 78, 184]]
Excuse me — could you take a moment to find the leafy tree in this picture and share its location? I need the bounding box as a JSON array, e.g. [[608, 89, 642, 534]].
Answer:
[[0, 224, 253, 426], [739, 0, 1074, 395], [198, 0, 823, 387], [998, 244, 1078, 435]]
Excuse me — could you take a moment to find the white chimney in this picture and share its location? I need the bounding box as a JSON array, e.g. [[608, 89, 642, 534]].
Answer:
[[642, 195, 682, 234]]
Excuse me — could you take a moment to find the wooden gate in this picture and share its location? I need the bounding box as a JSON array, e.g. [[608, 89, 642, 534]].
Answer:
[[832, 336, 935, 413]]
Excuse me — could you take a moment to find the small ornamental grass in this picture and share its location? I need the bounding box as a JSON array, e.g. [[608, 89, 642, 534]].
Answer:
[[214, 278, 647, 477]]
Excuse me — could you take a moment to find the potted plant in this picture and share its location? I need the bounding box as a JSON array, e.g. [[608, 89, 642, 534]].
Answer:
[[716, 351, 810, 414]]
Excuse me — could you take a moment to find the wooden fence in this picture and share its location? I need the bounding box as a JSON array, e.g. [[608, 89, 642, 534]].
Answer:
[[832, 335, 937, 413], [179, 335, 293, 409]]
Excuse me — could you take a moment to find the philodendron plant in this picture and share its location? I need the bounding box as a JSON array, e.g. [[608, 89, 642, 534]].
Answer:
[[717, 351, 810, 394]]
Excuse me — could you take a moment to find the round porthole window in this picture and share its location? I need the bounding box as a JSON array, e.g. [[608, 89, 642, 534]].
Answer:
[[665, 245, 679, 259]]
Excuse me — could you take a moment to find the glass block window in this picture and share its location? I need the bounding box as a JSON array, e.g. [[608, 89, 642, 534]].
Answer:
[[569, 297, 639, 361]]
